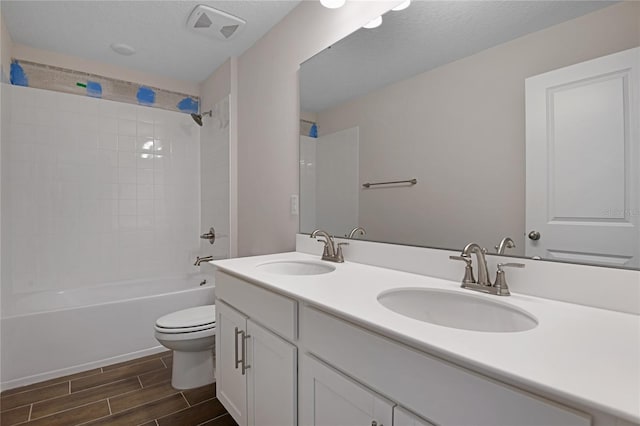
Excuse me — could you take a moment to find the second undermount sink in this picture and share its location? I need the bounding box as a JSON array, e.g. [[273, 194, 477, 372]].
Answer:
[[378, 288, 537, 332], [256, 260, 336, 276]]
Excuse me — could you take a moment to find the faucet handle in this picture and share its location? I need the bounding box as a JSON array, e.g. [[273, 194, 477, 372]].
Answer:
[[493, 263, 524, 296], [449, 255, 472, 265], [333, 242, 348, 263], [449, 255, 475, 284], [314, 237, 330, 256], [497, 262, 525, 271]]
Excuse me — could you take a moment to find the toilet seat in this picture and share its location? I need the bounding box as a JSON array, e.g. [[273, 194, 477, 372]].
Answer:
[[155, 305, 216, 334]]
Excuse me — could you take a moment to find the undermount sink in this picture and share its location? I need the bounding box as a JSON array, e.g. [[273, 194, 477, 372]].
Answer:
[[256, 260, 336, 276], [378, 288, 537, 332]]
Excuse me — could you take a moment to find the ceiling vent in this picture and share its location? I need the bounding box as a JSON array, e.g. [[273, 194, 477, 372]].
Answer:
[[187, 5, 246, 41]]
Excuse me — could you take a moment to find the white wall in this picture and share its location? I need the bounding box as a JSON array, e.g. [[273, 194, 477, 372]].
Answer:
[[236, 0, 402, 256], [0, 9, 12, 83], [315, 127, 359, 236], [1, 85, 201, 300], [300, 127, 360, 236], [315, 2, 640, 253], [299, 135, 317, 234], [198, 95, 230, 263]]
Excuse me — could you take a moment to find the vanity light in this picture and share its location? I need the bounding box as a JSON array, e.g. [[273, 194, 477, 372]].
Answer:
[[320, 0, 346, 9], [392, 0, 411, 11], [363, 15, 383, 29]]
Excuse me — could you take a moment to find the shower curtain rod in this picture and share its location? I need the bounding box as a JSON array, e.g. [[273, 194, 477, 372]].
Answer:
[[300, 119, 316, 125]]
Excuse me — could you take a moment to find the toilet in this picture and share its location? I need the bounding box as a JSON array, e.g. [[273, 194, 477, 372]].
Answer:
[[154, 305, 216, 389]]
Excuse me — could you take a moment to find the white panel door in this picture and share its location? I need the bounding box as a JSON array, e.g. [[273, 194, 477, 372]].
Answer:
[[300, 354, 394, 426], [216, 301, 248, 426], [246, 319, 297, 426], [526, 47, 639, 267], [394, 406, 435, 426]]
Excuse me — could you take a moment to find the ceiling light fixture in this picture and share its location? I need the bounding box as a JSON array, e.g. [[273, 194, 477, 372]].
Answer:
[[363, 15, 383, 29], [392, 0, 411, 11], [320, 0, 346, 9], [110, 43, 136, 56]]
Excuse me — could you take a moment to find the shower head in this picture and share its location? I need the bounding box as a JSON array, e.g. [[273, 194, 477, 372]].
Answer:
[[191, 110, 212, 126]]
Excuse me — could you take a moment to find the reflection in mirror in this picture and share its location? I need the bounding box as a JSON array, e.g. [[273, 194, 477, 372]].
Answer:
[[299, 1, 639, 269]]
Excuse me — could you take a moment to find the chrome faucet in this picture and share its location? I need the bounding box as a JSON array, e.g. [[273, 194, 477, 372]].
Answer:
[[495, 237, 515, 254], [194, 255, 214, 266], [347, 226, 366, 239], [450, 242, 525, 296], [310, 229, 348, 263]]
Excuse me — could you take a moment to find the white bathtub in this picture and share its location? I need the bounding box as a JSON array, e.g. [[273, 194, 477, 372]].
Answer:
[[0, 274, 215, 391]]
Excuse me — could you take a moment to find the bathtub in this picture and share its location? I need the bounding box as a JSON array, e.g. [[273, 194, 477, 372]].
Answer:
[[0, 274, 215, 391]]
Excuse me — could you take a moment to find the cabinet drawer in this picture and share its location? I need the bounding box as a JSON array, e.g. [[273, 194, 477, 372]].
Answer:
[[301, 305, 591, 426], [215, 271, 297, 341]]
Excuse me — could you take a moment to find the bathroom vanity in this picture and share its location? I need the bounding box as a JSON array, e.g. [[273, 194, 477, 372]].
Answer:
[[212, 248, 640, 426]]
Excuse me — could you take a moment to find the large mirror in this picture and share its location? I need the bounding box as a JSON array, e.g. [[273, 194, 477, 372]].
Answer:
[[299, 1, 640, 269]]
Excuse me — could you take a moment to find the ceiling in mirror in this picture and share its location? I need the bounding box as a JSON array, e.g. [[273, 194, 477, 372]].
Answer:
[[299, 1, 639, 270], [301, 1, 615, 112]]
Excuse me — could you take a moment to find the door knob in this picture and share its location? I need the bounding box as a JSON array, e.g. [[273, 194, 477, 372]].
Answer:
[[528, 230, 541, 241]]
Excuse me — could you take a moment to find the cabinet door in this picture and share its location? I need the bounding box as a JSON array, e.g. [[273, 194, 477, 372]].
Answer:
[[300, 354, 394, 426], [246, 319, 297, 426], [394, 406, 435, 426], [216, 301, 249, 426]]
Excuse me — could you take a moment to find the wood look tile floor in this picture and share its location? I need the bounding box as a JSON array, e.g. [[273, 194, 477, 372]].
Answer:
[[0, 351, 236, 426]]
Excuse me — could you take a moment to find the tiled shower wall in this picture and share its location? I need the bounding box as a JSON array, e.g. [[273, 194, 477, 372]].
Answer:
[[1, 84, 201, 295]]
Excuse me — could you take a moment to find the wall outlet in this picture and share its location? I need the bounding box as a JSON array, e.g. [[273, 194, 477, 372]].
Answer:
[[290, 194, 299, 216]]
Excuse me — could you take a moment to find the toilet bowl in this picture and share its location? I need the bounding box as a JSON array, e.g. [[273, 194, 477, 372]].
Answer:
[[154, 305, 216, 389]]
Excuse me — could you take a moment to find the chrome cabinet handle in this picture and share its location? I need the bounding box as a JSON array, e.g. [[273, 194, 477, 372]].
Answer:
[[234, 327, 241, 369], [528, 230, 541, 240], [241, 331, 251, 375]]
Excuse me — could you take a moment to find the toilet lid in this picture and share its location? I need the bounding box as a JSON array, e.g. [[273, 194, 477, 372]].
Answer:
[[155, 305, 216, 329]]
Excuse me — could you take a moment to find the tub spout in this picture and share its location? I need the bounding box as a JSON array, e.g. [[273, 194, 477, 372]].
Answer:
[[194, 256, 214, 266]]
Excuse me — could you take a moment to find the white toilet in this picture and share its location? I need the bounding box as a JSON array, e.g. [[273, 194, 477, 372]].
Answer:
[[154, 304, 216, 389]]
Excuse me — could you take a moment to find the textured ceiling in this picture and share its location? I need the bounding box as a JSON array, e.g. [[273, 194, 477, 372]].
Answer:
[[2, 0, 300, 83], [301, 1, 617, 113]]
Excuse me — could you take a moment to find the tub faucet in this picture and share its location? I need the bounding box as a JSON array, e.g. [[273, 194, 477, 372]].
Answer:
[[310, 229, 347, 263], [194, 256, 214, 266]]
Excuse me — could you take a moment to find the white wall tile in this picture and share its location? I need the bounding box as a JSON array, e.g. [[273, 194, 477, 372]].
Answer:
[[2, 86, 201, 293]]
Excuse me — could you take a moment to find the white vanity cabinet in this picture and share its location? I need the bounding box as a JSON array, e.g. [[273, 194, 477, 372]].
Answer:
[[300, 354, 395, 426], [215, 272, 297, 426], [214, 267, 634, 426], [300, 305, 591, 426]]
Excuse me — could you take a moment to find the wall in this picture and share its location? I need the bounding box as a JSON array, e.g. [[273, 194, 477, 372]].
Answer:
[[1, 85, 200, 300], [198, 95, 230, 263], [299, 127, 360, 236], [0, 8, 12, 83], [199, 59, 235, 264], [236, 0, 402, 256], [315, 2, 640, 252]]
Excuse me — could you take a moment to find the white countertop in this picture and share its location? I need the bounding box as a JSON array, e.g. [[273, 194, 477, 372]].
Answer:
[[212, 252, 640, 423]]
